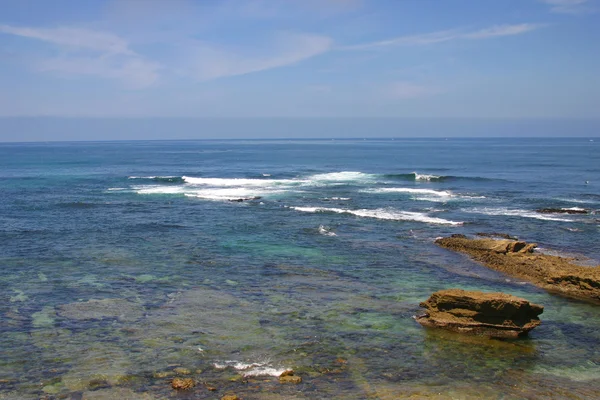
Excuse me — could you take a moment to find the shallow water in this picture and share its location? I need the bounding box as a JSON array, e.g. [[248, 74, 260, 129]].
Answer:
[[1, 138, 599, 399]]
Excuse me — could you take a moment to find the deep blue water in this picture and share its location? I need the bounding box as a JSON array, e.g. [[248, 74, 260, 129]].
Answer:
[[1, 138, 599, 399]]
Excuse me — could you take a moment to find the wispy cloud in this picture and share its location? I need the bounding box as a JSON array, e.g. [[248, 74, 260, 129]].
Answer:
[[0, 25, 132, 54], [188, 33, 333, 81], [540, 0, 593, 14], [39, 56, 161, 89], [386, 81, 442, 99], [0, 25, 159, 88], [343, 23, 542, 50]]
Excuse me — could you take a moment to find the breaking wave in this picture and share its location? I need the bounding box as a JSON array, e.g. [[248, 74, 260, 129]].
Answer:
[[213, 361, 288, 377], [318, 225, 337, 236], [128, 176, 185, 183], [291, 206, 463, 225], [465, 207, 575, 222]]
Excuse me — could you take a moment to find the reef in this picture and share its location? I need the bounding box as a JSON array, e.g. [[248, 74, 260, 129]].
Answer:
[[536, 208, 589, 214], [435, 236, 600, 303], [415, 289, 543, 338]]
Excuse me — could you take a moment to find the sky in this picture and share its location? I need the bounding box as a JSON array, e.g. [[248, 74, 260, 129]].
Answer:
[[0, 0, 599, 140]]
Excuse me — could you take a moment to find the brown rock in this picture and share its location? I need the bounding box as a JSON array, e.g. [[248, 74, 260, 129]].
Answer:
[[279, 369, 294, 377], [221, 395, 240, 400], [415, 289, 543, 338], [279, 375, 302, 384], [173, 367, 191, 375], [171, 377, 195, 390], [435, 236, 600, 304]]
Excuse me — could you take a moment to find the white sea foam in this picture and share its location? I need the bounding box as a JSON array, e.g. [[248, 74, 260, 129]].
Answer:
[[213, 361, 287, 377], [465, 207, 575, 222], [323, 197, 351, 201], [364, 188, 453, 196], [184, 187, 279, 201], [292, 206, 463, 225], [554, 198, 597, 204], [308, 171, 375, 182], [128, 176, 179, 179], [413, 172, 441, 181], [318, 225, 337, 236], [134, 186, 185, 195], [182, 176, 298, 187], [364, 187, 485, 202]]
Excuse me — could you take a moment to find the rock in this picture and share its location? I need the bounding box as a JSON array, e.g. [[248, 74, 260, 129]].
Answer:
[[279, 370, 302, 384], [173, 367, 191, 375], [58, 298, 144, 322], [279, 375, 302, 384], [171, 377, 195, 390], [476, 232, 518, 240], [82, 388, 156, 400], [436, 236, 600, 303], [229, 196, 261, 202], [153, 371, 174, 379], [221, 395, 240, 400], [537, 208, 588, 214], [415, 289, 543, 338]]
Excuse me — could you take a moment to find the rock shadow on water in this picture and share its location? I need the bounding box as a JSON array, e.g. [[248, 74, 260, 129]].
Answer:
[[414, 327, 539, 384]]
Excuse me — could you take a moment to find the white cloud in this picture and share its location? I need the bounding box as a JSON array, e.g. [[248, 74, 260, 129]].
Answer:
[[343, 23, 542, 50], [0, 25, 132, 54], [540, 0, 592, 14], [0, 25, 159, 88], [188, 33, 333, 81]]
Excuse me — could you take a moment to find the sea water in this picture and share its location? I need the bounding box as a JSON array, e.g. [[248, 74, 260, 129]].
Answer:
[[0, 138, 599, 399]]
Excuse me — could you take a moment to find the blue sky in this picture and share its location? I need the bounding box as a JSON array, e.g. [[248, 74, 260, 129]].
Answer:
[[1, 0, 598, 121]]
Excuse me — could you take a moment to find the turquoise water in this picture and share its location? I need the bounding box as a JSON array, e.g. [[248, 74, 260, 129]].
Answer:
[[1, 138, 599, 399]]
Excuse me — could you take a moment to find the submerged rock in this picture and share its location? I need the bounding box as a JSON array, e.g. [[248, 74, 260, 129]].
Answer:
[[58, 298, 144, 322], [436, 236, 600, 303], [82, 388, 156, 399], [416, 289, 543, 338], [171, 377, 195, 390], [537, 208, 588, 215], [279, 369, 302, 384]]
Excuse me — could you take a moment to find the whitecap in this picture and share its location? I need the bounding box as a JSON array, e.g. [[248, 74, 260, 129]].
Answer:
[[322, 197, 351, 201], [133, 185, 185, 195], [364, 188, 452, 196], [184, 187, 280, 201], [413, 172, 441, 181], [465, 207, 575, 222], [291, 206, 463, 225], [213, 361, 287, 377], [182, 176, 298, 187], [307, 171, 375, 182], [554, 198, 597, 204], [318, 225, 337, 236]]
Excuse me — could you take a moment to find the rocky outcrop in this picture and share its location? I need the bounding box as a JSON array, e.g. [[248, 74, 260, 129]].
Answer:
[[415, 289, 543, 338], [537, 208, 588, 215], [436, 236, 600, 304]]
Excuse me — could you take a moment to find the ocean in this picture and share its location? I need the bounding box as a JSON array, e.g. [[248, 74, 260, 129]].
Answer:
[[1, 138, 599, 399]]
